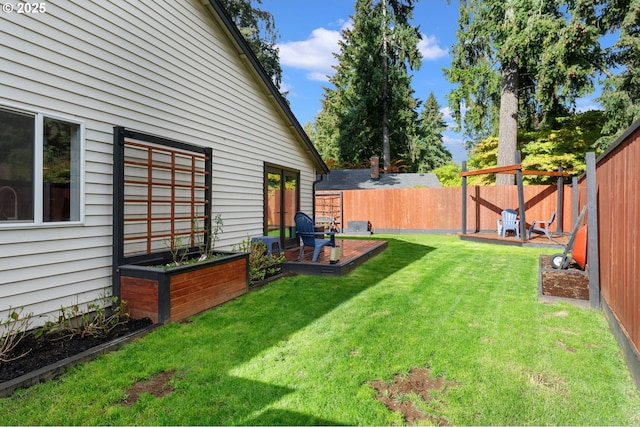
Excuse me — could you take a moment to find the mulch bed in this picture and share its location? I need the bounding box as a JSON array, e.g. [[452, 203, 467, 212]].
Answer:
[[0, 317, 152, 384]]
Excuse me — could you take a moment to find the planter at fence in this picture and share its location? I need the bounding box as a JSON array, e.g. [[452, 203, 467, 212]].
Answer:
[[118, 251, 249, 324], [538, 255, 589, 307]]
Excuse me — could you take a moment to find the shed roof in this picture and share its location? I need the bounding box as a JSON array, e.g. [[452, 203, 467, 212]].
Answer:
[[317, 169, 442, 190]]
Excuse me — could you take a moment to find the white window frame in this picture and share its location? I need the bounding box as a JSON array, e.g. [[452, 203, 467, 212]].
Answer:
[[0, 104, 85, 228]]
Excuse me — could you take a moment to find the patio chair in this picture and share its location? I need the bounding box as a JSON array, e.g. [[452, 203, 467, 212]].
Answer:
[[498, 209, 520, 238], [294, 211, 336, 262], [528, 211, 556, 240]]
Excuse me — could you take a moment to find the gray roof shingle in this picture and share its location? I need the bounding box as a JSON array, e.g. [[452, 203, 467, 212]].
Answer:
[[316, 169, 441, 190]]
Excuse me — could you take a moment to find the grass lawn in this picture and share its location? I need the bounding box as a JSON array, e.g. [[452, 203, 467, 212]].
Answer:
[[2, 234, 639, 425]]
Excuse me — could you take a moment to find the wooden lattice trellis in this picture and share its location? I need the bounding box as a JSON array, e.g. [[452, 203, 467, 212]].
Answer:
[[113, 127, 212, 267]]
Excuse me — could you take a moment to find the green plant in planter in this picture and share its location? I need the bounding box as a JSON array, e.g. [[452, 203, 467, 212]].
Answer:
[[165, 214, 225, 267], [234, 237, 285, 284], [166, 235, 190, 266], [195, 213, 224, 260]]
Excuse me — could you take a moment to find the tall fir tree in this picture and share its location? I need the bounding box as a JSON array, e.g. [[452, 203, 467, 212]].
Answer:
[[408, 92, 452, 172], [598, 0, 640, 148], [445, 0, 602, 184], [318, 0, 422, 170]]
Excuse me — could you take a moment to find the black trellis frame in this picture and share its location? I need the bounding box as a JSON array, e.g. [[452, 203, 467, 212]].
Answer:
[[112, 126, 213, 297]]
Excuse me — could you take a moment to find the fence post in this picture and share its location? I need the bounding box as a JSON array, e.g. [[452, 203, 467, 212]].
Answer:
[[586, 152, 600, 308], [556, 167, 563, 233], [572, 176, 578, 230], [461, 161, 467, 234], [515, 151, 526, 241]]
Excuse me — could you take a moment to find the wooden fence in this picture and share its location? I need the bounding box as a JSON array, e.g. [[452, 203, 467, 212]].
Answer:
[[588, 119, 640, 386], [318, 184, 576, 234]]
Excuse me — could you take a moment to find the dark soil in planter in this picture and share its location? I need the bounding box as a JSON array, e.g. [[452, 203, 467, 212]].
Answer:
[[0, 317, 152, 383], [539, 255, 589, 300]]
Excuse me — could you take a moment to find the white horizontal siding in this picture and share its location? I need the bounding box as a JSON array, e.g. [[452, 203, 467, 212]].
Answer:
[[0, 0, 319, 326]]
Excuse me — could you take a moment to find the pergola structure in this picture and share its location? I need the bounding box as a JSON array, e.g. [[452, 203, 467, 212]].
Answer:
[[459, 151, 572, 242]]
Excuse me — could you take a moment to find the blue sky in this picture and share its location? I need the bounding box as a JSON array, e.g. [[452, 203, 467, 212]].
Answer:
[[260, 0, 603, 164]]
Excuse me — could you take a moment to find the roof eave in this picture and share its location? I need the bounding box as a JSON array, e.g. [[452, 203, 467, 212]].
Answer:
[[203, 0, 329, 174]]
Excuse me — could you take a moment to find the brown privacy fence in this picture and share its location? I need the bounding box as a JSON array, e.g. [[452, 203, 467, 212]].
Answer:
[[587, 119, 640, 386], [317, 185, 576, 234]]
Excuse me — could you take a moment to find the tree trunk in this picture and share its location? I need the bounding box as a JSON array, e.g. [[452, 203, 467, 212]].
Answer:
[[382, 0, 391, 171], [496, 59, 519, 185]]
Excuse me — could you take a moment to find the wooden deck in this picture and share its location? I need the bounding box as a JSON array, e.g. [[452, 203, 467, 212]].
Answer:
[[459, 231, 569, 248], [281, 238, 387, 276]]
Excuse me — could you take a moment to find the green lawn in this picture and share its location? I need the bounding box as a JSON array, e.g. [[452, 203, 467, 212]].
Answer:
[[2, 234, 639, 425]]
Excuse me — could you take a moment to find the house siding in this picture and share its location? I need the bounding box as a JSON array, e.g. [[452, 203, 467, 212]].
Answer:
[[0, 0, 319, 325]]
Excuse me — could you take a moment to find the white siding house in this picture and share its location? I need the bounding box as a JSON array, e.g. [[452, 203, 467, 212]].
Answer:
[[0, 0, 328, 326]]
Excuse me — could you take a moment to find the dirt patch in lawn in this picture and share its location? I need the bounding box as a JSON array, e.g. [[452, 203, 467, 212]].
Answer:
[[369, 367, 457, 426], [123, 370, 176, 406]]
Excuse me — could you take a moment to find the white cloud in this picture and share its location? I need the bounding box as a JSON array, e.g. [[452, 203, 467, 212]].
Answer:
[[277, 26, 345, 80], [575, 98, 602, 113], [441, 106, 454, 121], [418, 34, 448, 61], [277, 24, 448, 85], [279, 81, 294, 96], [443, 133, 468, 163], [443, 133, 464, 147]]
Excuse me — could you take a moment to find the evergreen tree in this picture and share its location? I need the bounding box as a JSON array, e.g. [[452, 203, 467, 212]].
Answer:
[[445, 0, 602, 184], [219, 0, 283, 91], [320, 0, 422, 170], [409, 92, 452, 172], [598, 0, 640, 149]]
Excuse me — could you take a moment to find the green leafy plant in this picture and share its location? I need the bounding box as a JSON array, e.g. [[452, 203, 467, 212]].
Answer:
[[0, 307, 33, 363], [56, 294, 130, 339], [195, 213, 224, 260], [234, 237, 285, 284], [165, 214, 225, 268], [166, 235, 190, 266]]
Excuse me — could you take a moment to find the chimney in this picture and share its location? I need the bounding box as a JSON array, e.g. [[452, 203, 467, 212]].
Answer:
[[370, 156, 380, 179]]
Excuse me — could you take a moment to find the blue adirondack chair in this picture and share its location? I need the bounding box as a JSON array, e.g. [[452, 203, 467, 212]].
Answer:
[[294, 211, 336, 262], [499, 209, 520, 238], [528, 211, 556, 240]]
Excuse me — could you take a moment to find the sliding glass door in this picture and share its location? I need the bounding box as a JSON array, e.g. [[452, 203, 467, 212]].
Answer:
[[265, 166, 299, 249]]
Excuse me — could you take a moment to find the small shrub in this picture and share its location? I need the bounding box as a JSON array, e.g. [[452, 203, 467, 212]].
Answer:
[[56, 294, 130, 339], [234, 237, 285, 285], [0, 307, 33, 363]]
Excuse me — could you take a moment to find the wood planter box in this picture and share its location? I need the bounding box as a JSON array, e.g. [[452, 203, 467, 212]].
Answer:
[[118, 251, 249, 324], [538, 255, 590, 307]]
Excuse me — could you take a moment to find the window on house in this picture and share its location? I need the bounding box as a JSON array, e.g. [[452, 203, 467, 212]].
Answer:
[[0, 107, 82, 224]]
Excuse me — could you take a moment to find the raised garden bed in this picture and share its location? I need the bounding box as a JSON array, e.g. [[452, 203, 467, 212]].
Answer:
[[538, 255, 590, 306], [118, 251, 249, 324]]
